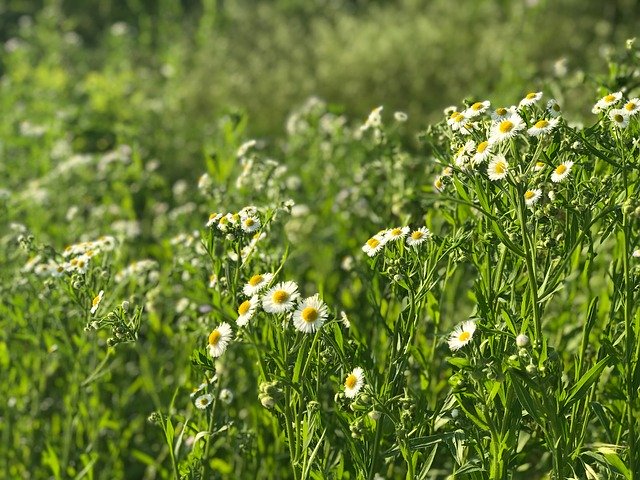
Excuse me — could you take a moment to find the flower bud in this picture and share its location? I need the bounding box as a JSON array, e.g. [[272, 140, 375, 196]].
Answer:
[[516, 334, 530, 348]]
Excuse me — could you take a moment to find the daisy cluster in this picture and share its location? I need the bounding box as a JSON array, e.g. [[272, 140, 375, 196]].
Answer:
[[206, 206, 262, 235], [362, 225, 432, 257], [435, 92, 577, 205], [592, 91, 640, 128], [24, 235, 117, 277]]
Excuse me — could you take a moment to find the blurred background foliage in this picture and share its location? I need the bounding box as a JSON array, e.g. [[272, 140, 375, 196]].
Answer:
[[1, 0, 639, 182]]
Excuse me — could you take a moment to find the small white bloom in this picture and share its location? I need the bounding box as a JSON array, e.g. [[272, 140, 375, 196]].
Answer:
[[623, 98, 640, 116], [362, 234, 386, 257], [240, 215, 261, 233], [344, 367, 365, 399], [393, 111, 408, 122], [550, 161, 574, 183], [487, 155, 509, 181], [472, 140, 492, 165], [448, 320, 476, 351], [262, 281, 299, 314], [519, 91, 543, 107], [527, 118, 559, 137], [609, 109, 630, 128], [546, 99, 562, 117], [524, 189, 542, 207], [237, 296, 259, 327], [384, 226, 410, 242], [292, 294, 328, 334], [195, 393, 213, 410], [90, 290, 104, 315], [406, 227, 432, 247], [593, 91, 622, 113], [243, 273, 274, 297], [207, 323, 233, 358], [489, 114, 525, 144], [464, 100, 491, 117]]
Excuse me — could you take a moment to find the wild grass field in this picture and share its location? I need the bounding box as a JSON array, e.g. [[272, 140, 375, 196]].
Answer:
[[2, 1, 640, 479]]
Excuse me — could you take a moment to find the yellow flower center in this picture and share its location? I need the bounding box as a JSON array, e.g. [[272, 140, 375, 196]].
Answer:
[[248, 274, 263, 286], [604, 94, 616, 103], [552, 103, 561, 112], [534, 120, 549, 129], [458, 331, 471, 342], [390, 228, 402, 236], [367, 238, 380, 249], [434, 178, 443, 189], [449, 111, 460, 120], [209, 213, 218, 221], [92, 294, 102, 307], [526, 92, 537, 100], [238, 300, 251, 315], [208, 330, 222, 346], [453, 113, 464, 122], [614, 114, 624, 123], [345, 374, 357, 389], [625, 102, 637, 111], [536, 162, 545, 169], [477, 141, 488, 153], [524, 191, 535, 200], [231, 213, 240, 222], [555, 164, 567, 175], [272, 290, 289, 304], [411, 231, 423, 240], [496, 107, 507, 116], [244, 218, 255, 227], [494, 162, 506, 174], [499, 120, 514, 133], [301, 307, 319, 323], [471, 102, 484, 111]]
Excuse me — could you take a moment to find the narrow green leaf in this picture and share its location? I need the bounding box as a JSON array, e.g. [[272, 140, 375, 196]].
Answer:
[[564, 356, 612, 409]]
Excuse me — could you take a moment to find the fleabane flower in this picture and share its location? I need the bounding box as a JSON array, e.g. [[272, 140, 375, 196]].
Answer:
[[206, 212, 222, 228], [90, 290, 104, 315], [362, 234, 386, 257], [237, 296, 259, 327], [447, 111, 469, 132], [406, 227, 432, 247], [624, 98, 640, 116], [464, 100, 490, 117], [609, 109, 630, 129], [207, 322, 233, 358], [524, 189, 542, 207], [448, 320, 476, 351], [194, 393, 213, 410], [292, 294, 328, 334], [519, 91, 543, 107], [534, 162, 545, 172], [472, 140, 492, 165], [527, 118, 559, 137], [243, 273, 274, 296], [262, 281, 299, 314], [487, 155, 509, 181], [551, 161, 574, 183], [240, 215, 261, 233], [433, 176, 445, 193], [384, 226, 410, 242], [593, 91, 622, 113], [344, 367, 365, 398], [546, 99, 562, 117], [489, 114, 525, 144], [491, 106, 516, 122]]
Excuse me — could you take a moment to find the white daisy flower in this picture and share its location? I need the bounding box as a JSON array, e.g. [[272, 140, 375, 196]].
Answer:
[[447, 111, 468, 132], [195, 393, 214, 410], [527, 118, 559, 136], [550, 161, 574, 183], [519, 91, 543, 107], [344, 367, 365, 399], [487, 155, 509, 181], [406, 227, 432, 247], [593, 91, 622, 113], [240, 215, 261, 233], [524, 189, 542, 207], [472, 141, 492, 165], [384, 226, 410, 242], [362, 234, 386, 257], [237, 296, 259, 326], [206, 212, 222, 228], [394, 111, 408, 122], [207, 322, 233, 358], [546, 99, 562, 117], [433, 176, 445, 193], [90, 290, 104, 315], [190, 382, 207, 398], [448, 320, 476, 351], [464, 100, 491, 117], [292, 294, 328, 334], [488, 114, 525, 144], [490, 106, 517, 122], [243, 273, 274, 296], [609, 109, 630, 128], [534, 161, 545, 172], [624, 98, 640, 116], [262, 281, 299, 314]]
